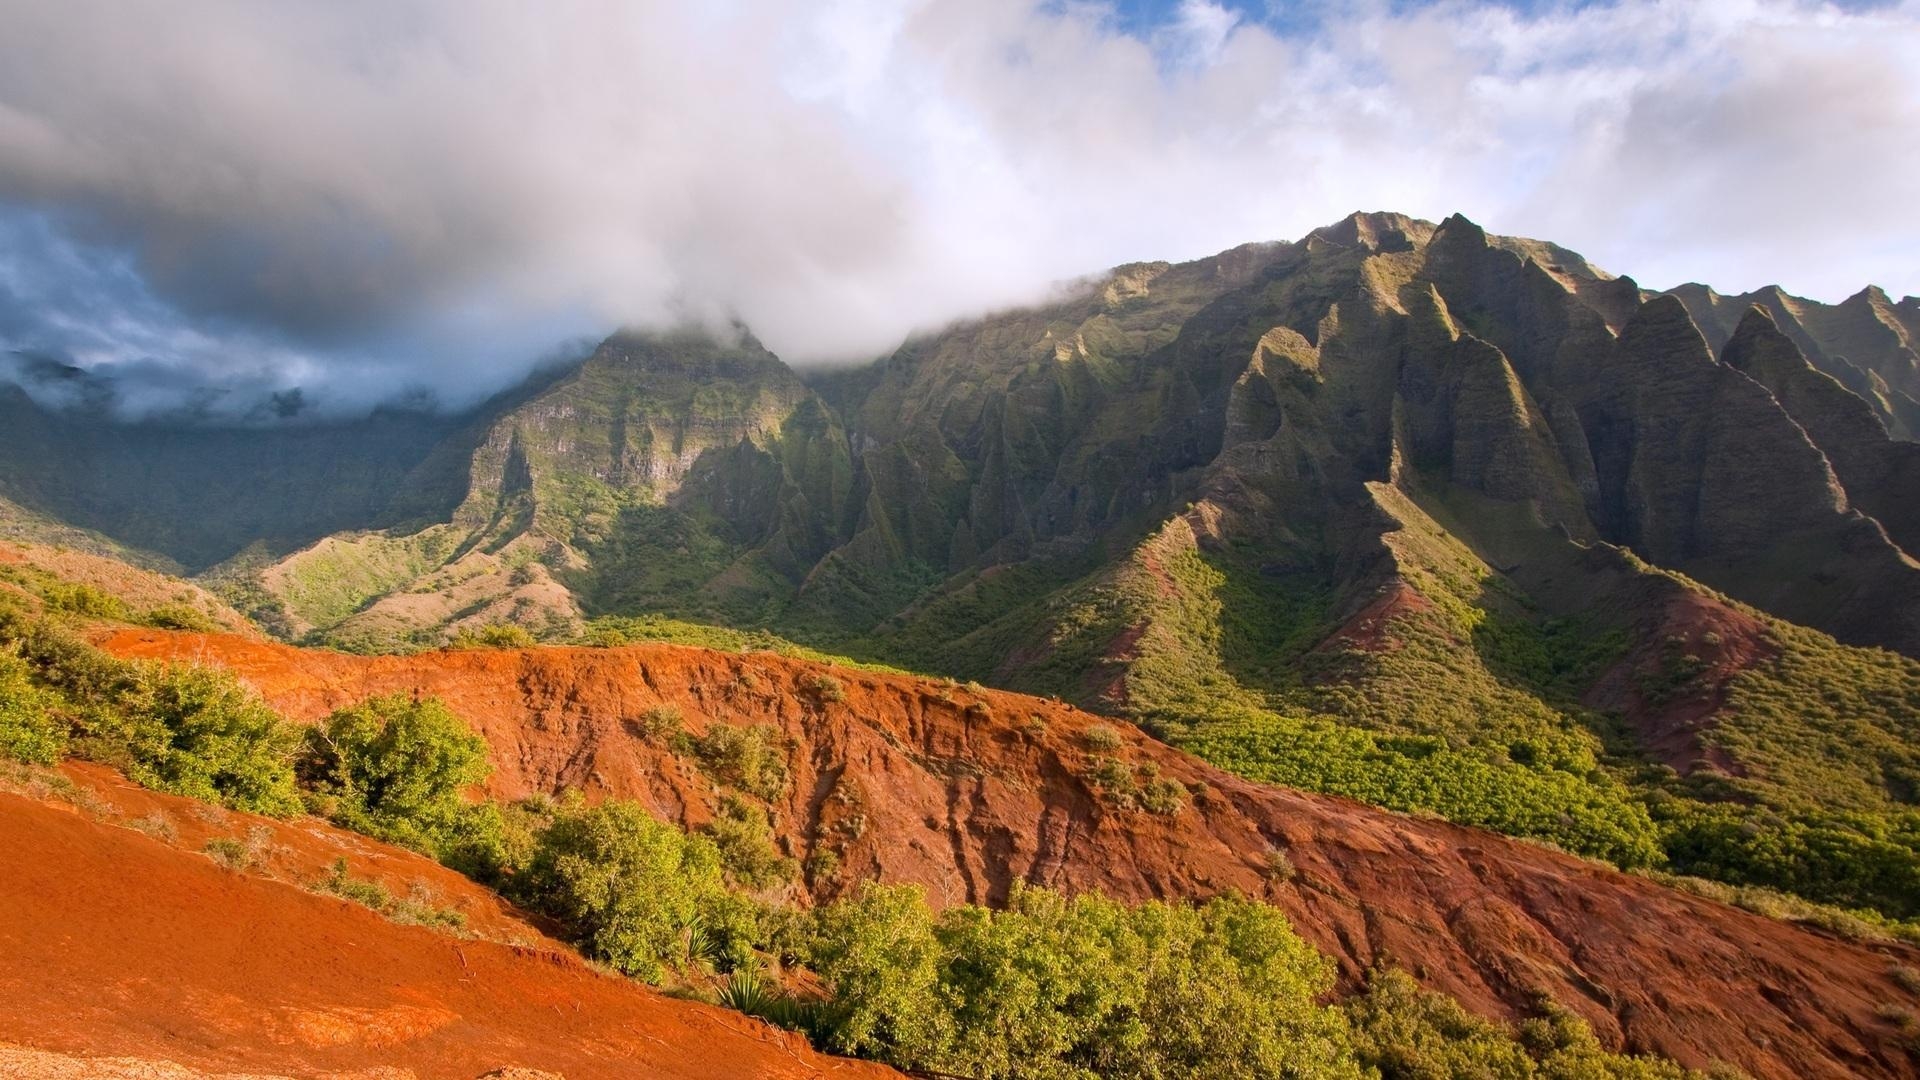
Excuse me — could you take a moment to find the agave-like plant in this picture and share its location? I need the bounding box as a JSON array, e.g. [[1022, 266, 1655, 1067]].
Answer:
[[718, 963, 775, 1014], [717, 963, 817, 1033]]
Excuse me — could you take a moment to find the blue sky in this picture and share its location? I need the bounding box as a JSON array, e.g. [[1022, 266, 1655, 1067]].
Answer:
[[0, 0, 1916, 416]]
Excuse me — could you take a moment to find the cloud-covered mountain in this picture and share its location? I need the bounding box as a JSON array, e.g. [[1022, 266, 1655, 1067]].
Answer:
[[1, 0, 1917, 414]]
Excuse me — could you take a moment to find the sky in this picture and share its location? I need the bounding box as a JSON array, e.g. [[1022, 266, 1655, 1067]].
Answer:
[[0, 0, 1916, 418]]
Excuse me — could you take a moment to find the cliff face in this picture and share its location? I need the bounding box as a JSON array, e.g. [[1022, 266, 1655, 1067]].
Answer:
[[1722, 305, 1920, 556], [1672, 280, 1920, 439], [96, 627, 1920, 1080], [6, 213, 1915, 665]]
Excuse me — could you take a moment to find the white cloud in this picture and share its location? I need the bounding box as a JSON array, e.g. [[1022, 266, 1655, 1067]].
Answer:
[[0, 0, 1914, 414]]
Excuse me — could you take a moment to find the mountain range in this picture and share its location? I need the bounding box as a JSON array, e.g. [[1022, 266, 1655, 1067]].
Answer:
[[5, 211, 1920, 1075]]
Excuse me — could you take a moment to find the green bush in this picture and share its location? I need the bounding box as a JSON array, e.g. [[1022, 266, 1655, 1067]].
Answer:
[[508, 798, 756, 983], [631, 704, 683, 741], [451, 622, 536, 649], [1347, 969, 1694, 1079], [144, 602, 220, 632], [40, 582, 130, 621], [90, 662, 301, 817], [297, 694, 502, 874], [805, 673, 847, 703], [0, 650, 66, 764], [702, 794, 797, 891], [685, 723, 790, 801], [806, 882, 1362, 1080]]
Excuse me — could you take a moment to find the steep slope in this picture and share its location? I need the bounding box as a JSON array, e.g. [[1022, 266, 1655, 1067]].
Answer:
[[1671, 281, 1920, 439], [247, 329, 854, 648], [0, 540, 255, 635], [1719, 306, 1920, 555], [0, 381, 478, 573], [0, 763, 897, 1080], [97, 628, 1920, 1080]]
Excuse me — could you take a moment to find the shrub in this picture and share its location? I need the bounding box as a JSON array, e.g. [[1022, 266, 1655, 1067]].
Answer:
[[452, 623, 536, 649], [703, 794, 798, 891], [1087, 755, 1137, 804], [806, 883, 1361, 1080], [1893, 964, 1920, 995], [203, 824, 275, 872], [1083, 724, 1123, 752], [297, 694, 501, 872], [805, 848, 841, 885], [143, 603, 220, 632], [1265, 849, 1298, 881], [1138, 772, 1190, 817], [92, 663, 301, 817], [805, 673, 847, 704], [41, 582, 129, 621], [0, 650, 66, 764], [508, 799, 754, 983], [630, 704, 683, 741], [686, 723, 790, 801], [805, 883, 953, 1062]]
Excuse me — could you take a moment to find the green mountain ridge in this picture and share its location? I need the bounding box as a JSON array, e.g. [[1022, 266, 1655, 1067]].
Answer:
[[6, 210, 1920, 925]]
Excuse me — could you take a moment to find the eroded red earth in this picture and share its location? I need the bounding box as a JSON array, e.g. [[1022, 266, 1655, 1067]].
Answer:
[[87, 628, 1920, 1079]]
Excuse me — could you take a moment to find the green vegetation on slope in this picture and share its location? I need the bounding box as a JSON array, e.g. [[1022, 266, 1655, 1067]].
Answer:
[[0, 589, 1729, 1079], [1041, 507, 1920, 928]]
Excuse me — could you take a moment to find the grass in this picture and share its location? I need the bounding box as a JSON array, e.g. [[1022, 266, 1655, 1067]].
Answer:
[[312, 858, 469, 933], [581, 614, 915, 676]]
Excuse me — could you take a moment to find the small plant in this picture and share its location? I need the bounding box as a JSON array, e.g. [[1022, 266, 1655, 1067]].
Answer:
[[804, 673, 846, 704], [203, 835, 254, 871], [313, 858, 468, 932], [685, 723, 790, 801], [319, 857, 392, 907], [1877, 1002, 1920, 1036], [717, 962, 776, 1013], [1087, 756, 1139, 809], [1140, 775, 1190, 816], [1083, 724, 1122, 752], [203, 826, 272, 871], [805, 847, 841, 885], [631, 704, 683, 741], [1893, 964, 1920, 995], [126, 811, 177, 841], [1265, 849, 1298, 881]]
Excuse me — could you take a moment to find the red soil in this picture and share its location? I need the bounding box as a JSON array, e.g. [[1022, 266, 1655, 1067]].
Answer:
[[96, 629, 1920, 1079], [1584, 591, 1777, 774], [0, 764, 897, 1080], [1314, 579, 1434, 653]]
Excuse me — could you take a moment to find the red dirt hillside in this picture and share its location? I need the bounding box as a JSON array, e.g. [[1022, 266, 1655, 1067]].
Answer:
[[0, 763, 898, 1080], [100, 628, 1920, 1080]]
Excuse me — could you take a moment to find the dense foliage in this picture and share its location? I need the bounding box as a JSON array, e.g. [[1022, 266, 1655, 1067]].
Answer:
[[0, 648, 64, 764], [505, 797, 758, 983], [807, 883, 1361, 1080], [297, 693, 504, 874]]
